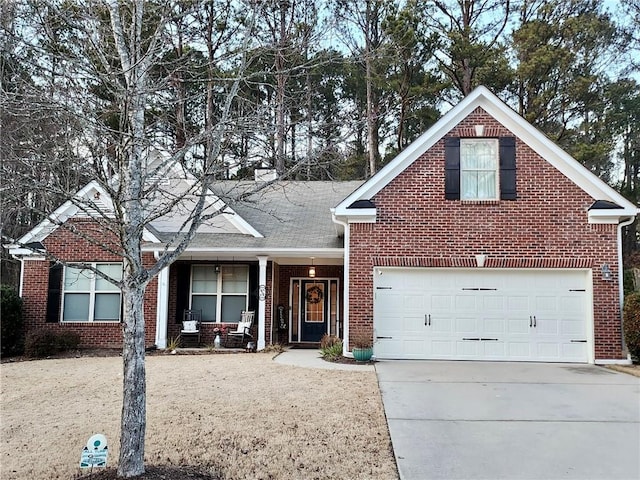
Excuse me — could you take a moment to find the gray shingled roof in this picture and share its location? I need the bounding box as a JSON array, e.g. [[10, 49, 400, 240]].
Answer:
[[151, 181, 363, 251]]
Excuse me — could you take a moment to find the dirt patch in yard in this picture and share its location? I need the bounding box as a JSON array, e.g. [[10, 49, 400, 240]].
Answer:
[[605, 364, 640, 377], [1, 353, 397, 480]]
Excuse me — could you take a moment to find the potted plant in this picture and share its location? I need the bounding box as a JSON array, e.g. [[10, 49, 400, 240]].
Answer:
[[351, 332, 373, 362]]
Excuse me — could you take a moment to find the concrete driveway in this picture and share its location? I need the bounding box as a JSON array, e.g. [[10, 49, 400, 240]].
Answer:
[[375, 361, 640, 480]]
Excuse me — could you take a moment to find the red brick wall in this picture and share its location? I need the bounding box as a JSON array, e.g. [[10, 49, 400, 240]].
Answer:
[[21, 218, 158, 349], [348, 107, 623, 359]]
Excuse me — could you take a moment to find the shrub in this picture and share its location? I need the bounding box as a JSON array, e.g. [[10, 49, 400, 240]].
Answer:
[[24, 330, 81, 358], [320, 334, 343, 361], [1, 285, 24, 357], [351, 331, 373, 349], [623, 292, 640, 362]]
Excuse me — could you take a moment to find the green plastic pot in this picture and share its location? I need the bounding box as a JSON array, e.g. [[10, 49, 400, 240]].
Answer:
[[352, 347, 373, 362]]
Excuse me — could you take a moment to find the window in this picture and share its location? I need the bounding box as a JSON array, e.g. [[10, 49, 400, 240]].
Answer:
[[62, 263, 122, 322], [460, 139, 499, 200], [445, 136, 516, 201], [190, 265, 248, 322]]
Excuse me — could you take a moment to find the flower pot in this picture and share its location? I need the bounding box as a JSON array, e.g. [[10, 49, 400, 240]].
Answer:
[[352, 347, 373, 362]]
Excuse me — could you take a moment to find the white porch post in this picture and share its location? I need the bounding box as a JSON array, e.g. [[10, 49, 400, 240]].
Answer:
[[155, 265, 169, 349], [257, 256, 268, 351]]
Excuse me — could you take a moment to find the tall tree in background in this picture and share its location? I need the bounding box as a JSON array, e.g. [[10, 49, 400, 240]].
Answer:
[[334, 0, 391, 176], [382, 0, 443, 153], [427, 0, 513, 101], [511, 0, 621, 179]]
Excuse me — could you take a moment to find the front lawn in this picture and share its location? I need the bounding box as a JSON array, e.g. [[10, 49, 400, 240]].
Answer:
[[0, 353, 397, 480]]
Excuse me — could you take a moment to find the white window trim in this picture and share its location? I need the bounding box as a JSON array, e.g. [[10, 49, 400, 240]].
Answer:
[[61, 262, 122, 323], [189, 264, 249, 323], [460, 138, 500, 201]]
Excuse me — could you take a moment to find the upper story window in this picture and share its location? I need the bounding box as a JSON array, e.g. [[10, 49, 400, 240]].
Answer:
[[190, 265, 249, 322], [62, 263, 122, 322], [445, 136, 516, 201], [460, 139, 499, 200]]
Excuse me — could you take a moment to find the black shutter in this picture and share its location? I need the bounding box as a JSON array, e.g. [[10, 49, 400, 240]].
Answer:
[[46, 263, 63, 323], [499, 137, 517, 200], [175, 264, 191, 323], [444, 137, 460, 200], [248, 263, 259, 313]]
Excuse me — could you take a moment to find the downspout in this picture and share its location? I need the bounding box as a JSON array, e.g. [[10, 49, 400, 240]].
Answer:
[[618, 215, 636, 360], [153, 251, 169, 349], [331, 209, 350, 357]]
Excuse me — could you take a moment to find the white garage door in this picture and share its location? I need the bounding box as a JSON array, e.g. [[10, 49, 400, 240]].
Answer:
[[373, 268, 591, 363]]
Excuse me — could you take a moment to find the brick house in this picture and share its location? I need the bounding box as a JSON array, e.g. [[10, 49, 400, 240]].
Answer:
[[9, 87, 638, 363]]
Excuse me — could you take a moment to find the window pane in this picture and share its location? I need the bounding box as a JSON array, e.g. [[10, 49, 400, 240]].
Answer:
[[191, 295, 217, 321], [63, 293, 90, 321], [221, 266, 248, 293], [64, 267, 92, 291], [94, 293, 121, 321], [221, 295, 247, 322], [192, 266, 217, 293], [476, 171, 496, 199], [461, 140, 497, 170], [96, 264, 122, 291]]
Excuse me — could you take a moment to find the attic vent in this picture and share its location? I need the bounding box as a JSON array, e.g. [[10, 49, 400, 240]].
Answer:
[[348, 199, 375, 209], [589, 200, 622, 210]]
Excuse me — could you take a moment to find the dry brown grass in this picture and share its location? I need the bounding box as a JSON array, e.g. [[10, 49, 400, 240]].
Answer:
[[1, 353, 398, 480]]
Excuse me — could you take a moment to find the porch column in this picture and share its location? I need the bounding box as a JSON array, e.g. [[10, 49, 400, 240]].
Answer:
[[257, 255, 268, 350], [155, 265, 169, 349]]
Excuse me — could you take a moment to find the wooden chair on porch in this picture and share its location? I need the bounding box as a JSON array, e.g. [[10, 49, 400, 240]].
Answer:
[[224, 310, 255, 348], [181, 309, 202, 346]]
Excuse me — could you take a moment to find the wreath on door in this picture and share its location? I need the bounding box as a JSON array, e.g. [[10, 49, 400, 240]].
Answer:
[[306, 285, 324, 304]]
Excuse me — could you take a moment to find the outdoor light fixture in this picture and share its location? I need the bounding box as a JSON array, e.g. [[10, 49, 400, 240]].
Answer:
[[601, 264, 612, 281], [214, 264, 221, 274], [309, 257, 316, 278]]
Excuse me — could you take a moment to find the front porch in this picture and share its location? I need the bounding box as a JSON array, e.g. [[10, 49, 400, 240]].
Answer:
[[155, 256, 344, 350]]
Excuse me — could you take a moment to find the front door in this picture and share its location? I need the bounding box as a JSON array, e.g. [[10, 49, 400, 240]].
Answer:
[[300, 280, 329, 342]]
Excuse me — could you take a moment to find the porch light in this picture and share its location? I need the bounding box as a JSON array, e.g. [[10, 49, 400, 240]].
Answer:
[[309, 258, 316, 278], [601, 264, 612, 281], [214, 264, 221, 274]]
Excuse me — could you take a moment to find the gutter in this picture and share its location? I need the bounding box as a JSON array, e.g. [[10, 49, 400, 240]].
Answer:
[[331, 209, 351, 357]]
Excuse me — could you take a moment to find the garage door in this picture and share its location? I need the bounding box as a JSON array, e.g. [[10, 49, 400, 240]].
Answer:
[[373, 268, 591, 363]]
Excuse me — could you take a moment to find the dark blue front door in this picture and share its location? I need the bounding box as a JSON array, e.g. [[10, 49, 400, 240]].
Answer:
[[300, 280, 329, 342]]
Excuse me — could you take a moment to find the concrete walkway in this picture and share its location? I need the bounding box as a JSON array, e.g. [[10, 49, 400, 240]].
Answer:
[[376, 360, 640, 480], [273, 348, 375, 371]]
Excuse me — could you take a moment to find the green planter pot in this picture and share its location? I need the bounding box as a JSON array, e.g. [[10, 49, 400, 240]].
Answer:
[[352, 347, 373, 362]]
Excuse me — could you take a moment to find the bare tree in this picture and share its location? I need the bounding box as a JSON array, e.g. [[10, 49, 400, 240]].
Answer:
[[1, 1, 264, 477]]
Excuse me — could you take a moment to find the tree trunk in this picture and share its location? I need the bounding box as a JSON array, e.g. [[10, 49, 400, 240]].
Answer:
[[117, 281, 147, 478], [365, 0, 378, 177]]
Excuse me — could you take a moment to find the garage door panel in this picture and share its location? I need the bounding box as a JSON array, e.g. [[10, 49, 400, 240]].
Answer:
[[482, 296, 504, 311], [373, 268, 590, 363], [560, 319, 586, 336], [431, 295, 453, 310], [455, 295, 478, 310], [508, 296, 529, 310], [507, 341, 532, 358], [431, 316, 453, 333], [508, 318, 530, 334], [456, 317, 479, 333], [483, 318, 505, 335]]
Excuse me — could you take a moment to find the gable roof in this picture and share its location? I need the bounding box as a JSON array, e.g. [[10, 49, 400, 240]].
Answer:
[[145, 181, 363, 254], [334, 86, 638, 221]]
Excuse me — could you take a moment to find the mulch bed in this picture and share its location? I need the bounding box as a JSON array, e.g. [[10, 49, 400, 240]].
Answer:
[[74, 465, 219, 479], [322, 355, 376, 365]]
